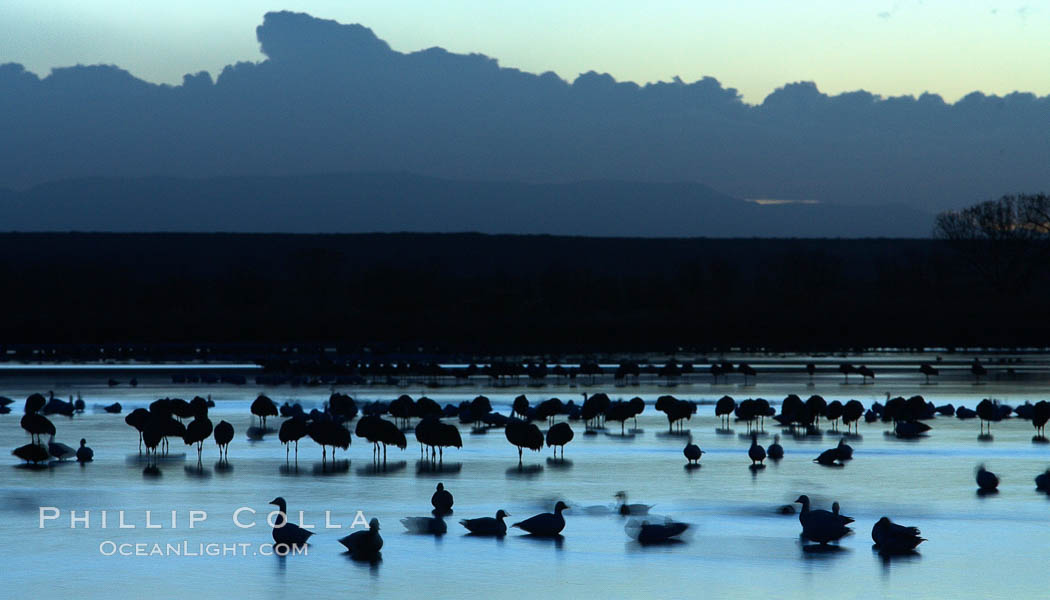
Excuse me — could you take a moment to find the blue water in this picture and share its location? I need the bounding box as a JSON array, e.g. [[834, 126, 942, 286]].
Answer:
[[2, 372, 1049, 599]]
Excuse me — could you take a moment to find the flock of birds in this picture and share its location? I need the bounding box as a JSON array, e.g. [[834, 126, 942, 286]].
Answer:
[[10, 387, 1050, 561], [270, 485, 665, 562]]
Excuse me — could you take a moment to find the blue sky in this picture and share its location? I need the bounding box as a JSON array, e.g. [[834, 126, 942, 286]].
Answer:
[[0, 1, 1043, 103]]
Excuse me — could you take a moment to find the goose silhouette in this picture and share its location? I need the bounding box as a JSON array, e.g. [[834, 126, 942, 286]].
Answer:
[[269, 497, 314, 548], [795, 495, 853, 545], [512, 501, 569, 536], [339, 518, 383, 561], [615, 491, 652, 516], [767, 434, 784, 460], [871, 517, 925, 554], [629, 518, 690, 545], [47, 435, 76, 461], [749, 432, 766, 467], [76, 439, 94, 463], [683, 434, 703, 466], [1036, 468, 1050, 492], [835, 438, 853, 460], [400, 515, 447, 535], [460, 510, 510, 536], [431, 483, 454, 516], [976, 464, 999, 492], [12, 443, 49, 465]]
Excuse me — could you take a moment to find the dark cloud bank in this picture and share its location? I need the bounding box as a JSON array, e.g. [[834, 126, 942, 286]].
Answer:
[[1, 11, 1047, 236]]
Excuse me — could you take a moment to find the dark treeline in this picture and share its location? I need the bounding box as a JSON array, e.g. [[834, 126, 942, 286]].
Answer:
[[0, 232, 1044, 352]]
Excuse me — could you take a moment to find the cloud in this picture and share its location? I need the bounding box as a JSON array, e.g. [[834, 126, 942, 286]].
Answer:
[[0, 10, 1048, 213]]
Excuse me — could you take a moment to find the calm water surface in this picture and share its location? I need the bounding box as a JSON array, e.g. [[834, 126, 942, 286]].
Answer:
[[2, 375, 1049, 599]]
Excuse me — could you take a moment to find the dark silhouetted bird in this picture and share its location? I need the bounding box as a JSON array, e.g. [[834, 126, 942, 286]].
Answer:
[[748, 432, 766, 467], [795, 495, 853, 545], [871, 516, 925, 554], [340, 518, 383, 561], [431, 483, 454, 516], [214, 420, 234, 461], [767, 434, 784, 460], [683, 434, 703, 465], [460, 510, 510, 536], [76, 439, 94, 463], [977, 464, 999, 491], [269, 497, 314, 547], [12, 443, 49, 465], [545, 422, 574, 458], [512, 501, 569, 536]]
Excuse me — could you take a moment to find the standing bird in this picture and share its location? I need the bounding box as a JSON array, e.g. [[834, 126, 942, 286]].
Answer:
[[748, 432, 766, 467], [977, 464, 999, 492], [795, 495, 853, 545], [279, 416, 307, 462], [460, 510, 510, 536], [767, 434, 784, 460], [213, 420, 234, 461], [545, 422, 574, 458], [683, 434, 703, 466], [505, 420, 543, 465], [431, 483, 454, 516], [76, 439, 94, 463], [251, 395, 278, 430], [512, 501, 569, 536], [21, 413, 56, 445], [183, 415, 214, 464], [268, 497, 314, 548], [872, 517, 925, 554], [715, 395, 736, 429], [340, 518, 383, 561], [125, 408, 150, 453]]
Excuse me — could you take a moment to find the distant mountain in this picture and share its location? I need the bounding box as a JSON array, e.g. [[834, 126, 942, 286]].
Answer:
[[0, 173, 932, 237]]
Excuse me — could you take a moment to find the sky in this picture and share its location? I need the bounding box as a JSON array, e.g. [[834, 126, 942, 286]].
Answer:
[[0, 0, 1044, 104]]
